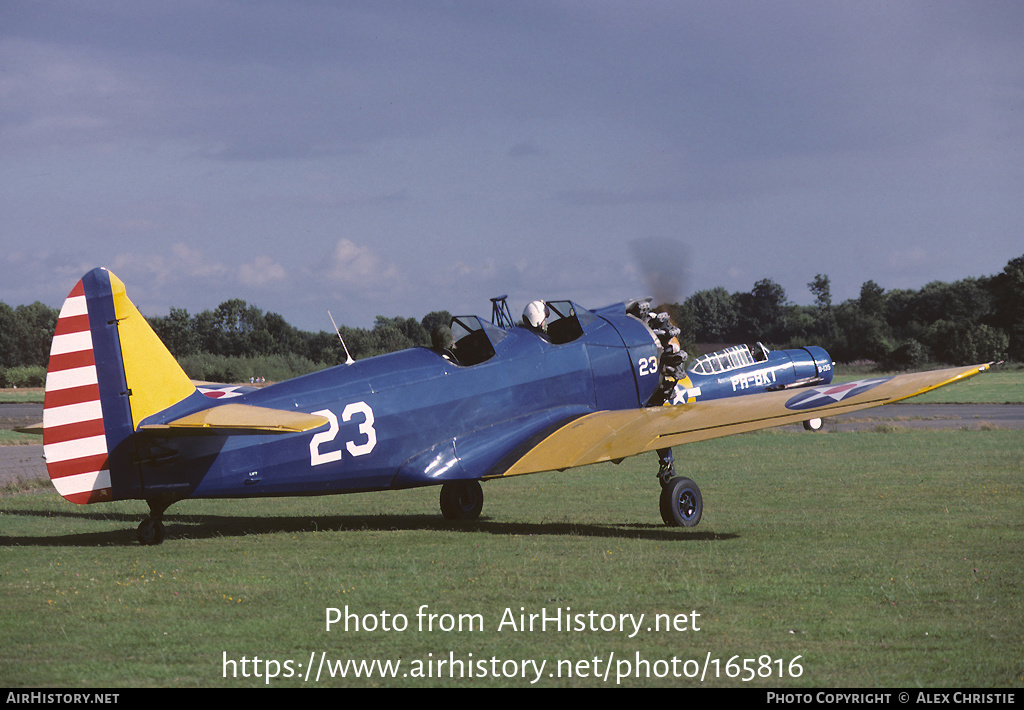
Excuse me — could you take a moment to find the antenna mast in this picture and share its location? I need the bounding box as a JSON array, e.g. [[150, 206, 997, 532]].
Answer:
[[328, 311, 355, 365]]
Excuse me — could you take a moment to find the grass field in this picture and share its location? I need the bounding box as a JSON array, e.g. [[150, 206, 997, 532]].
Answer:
[[0, 430, 39, 446], [902, 369, 1024, 404], [0, 388, 43, 404], [838, 368, 1024, 405], [2, 428, 1021, 688]]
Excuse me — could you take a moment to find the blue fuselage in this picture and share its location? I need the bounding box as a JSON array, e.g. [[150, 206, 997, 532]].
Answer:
[[673, 345, 834, 404], [130, 307, 661, 501]]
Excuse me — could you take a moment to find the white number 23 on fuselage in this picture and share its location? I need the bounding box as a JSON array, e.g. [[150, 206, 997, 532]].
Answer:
[[309, 402, 377, 466]]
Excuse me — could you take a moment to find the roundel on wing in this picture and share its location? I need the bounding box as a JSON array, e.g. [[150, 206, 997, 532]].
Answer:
[[785, 378, 892, 411]]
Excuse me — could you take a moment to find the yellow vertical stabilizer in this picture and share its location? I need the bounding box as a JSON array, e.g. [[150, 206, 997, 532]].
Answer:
[[107, 271, 197, 429]]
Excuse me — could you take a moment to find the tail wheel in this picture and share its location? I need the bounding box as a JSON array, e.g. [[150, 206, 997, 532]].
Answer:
[[136, 518, 166, 546], [439, 480, 484, 521], [659, 476, 703, 527]]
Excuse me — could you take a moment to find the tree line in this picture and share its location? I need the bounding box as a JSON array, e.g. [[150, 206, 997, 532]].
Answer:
[[2, 252, 1022, 386], [671, 252, 1023, 369], [147, 301, 453, 383], [0, 293, 453, 386]]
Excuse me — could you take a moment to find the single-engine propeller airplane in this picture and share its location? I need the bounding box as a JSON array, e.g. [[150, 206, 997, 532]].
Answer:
[[42, 268, 991, 544]]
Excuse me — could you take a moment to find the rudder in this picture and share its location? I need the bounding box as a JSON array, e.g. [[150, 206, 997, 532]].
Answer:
[[43, 268, 197, 503]]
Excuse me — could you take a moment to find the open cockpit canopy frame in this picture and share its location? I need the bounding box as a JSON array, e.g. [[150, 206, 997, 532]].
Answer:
[[688, 342, 769, 376]]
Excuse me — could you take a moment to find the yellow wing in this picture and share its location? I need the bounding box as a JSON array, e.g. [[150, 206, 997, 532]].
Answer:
[[491, 364, 991, 479]]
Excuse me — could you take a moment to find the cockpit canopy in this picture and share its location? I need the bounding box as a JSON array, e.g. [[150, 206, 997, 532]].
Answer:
[[542, 300, 597, 344], [446, 299, 600, 367], [449, 315, 508, 366], [688, 343, 769, 375]]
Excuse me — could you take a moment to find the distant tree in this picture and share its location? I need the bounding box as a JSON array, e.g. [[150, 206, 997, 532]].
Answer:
[[832, 299, 893, 363], [734, 279, 789, 344], [188, 299, 268, 357], [784, 305, 816, 346], [807, 273, 838, 345], [991, 253, 1024, 360], [881, 339, 928, 371], [924, 320, 1008, 365], [213, 299, 255, 334], [304, 329, 346, 364], [859, 280, 886, 318], [685, 287, 737, 342], [888, 279, 992, 334], [12, 302, 58, 367], [263, 312, 300, 355], [970, 323, 1010, 364], [396, 316, 429, 346], [192, 309, 220, 355], [0, 302, 19, 369], [421, 310, 452, 337], [369, 319, 411, 356], [882, 288, 924, 343], [148, 307, 198, 357], [808, 274, 832, 311]]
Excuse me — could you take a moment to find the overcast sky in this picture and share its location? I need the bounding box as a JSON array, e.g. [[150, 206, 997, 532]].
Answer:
[[3, 1, 1022, 330]]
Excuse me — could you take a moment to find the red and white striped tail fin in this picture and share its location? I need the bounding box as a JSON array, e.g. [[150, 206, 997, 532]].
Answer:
[[43, 268, 201, 505], [43, 279, 112, 504]]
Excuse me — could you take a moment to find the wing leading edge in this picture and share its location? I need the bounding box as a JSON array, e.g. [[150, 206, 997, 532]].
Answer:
[[490, 364, 992, 479]]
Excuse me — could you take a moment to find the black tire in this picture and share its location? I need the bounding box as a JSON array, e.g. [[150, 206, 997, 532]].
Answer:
[[439, 480, 484, 521], [659, 477, 703, 527], [136, 517, 166, 545]]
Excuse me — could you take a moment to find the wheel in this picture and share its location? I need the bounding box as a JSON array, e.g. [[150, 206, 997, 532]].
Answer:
[[439, 480, 484, 520], [136, 517, 166, 545], [659, 477, 703, 527], [803, 418, 823, 432]]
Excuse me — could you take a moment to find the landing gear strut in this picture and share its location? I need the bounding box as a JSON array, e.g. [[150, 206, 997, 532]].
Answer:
[[656, 447, 676, 488], [656, 448, 703, 528], [136, 494, 180, 545]]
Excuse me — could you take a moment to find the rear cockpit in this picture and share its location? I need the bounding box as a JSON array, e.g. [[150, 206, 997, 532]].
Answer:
[[687, 343, 770, 376]]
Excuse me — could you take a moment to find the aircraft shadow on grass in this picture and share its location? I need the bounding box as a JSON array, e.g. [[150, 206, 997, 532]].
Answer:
[[0, 506, 738, 547]]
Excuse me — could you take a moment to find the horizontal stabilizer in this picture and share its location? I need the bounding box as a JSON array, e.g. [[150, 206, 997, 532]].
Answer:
[[139, 403, 329, 434], [15, 422, 44, 436]]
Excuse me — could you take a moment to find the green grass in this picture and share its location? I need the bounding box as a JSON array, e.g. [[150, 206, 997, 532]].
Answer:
[[0, 430, 41, 446], [834, 366, 1024, 404], [0, 388, 43, 404], [2, 429, 1021, 688], [901, 370, 1024, 404]]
